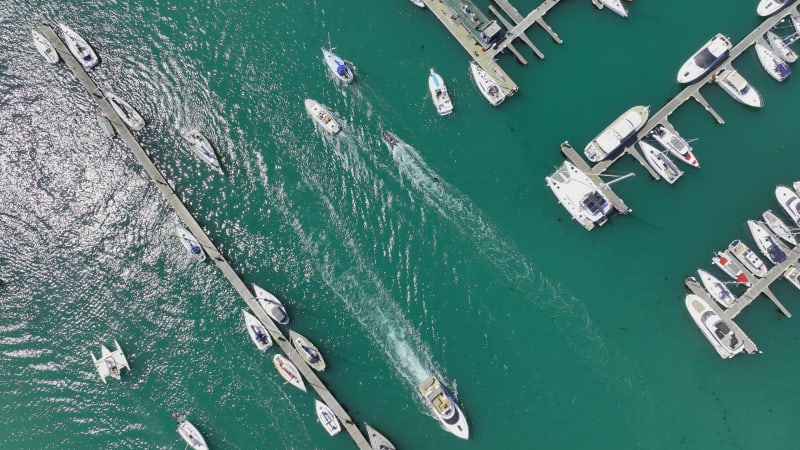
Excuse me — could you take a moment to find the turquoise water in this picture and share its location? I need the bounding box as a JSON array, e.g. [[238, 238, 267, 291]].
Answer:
[[3, 0, 800, 448]]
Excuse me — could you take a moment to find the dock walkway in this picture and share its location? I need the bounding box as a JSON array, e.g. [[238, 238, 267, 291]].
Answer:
[[39, 23, 372, 450]]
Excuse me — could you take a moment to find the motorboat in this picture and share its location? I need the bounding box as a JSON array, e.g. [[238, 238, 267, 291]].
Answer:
[[252, 283, 289, 325], [315, 400, 341, 436], [32, 30, 59, 64], [649, 125, 699, 167], [748, 220, 787, 264], [381, 131, 399, 149], [289, 330, 326, 371], [322, 47, 354, 84], [758, 0, 791, 16], [696, 269, 736, 309], [242, 309, 272, 351], [174, 415, 208, 449], [728, 239, 768, 277], [409, 0, 425, 6], [776, 185, 800, 226], [365, 423, 396, 450], [105, 92, 145, 131], [419, 377, 469, 439], [685, 294, 745, 359], [429, 69, 454, 116], [712, 68, 763, 108], [676, 33, 731, 84], [766, 30, 797, 63], [185, 130, 222, 174], [469, 61, 505, 106], [763, 209, 797, 246], [755, 39, 791, 82], [638, 141, 683, 184], [783, 265, 800, 290], [583, 105, 649, 162], [59, 23, 98, 69], [273, 354, 306, 391], [304, 99, 341, 134], [712, 250, 752, 286], [176, 225, 206, 262], [546, 160, 614, 231], [91, 340, 129, 383], [598, 0, 628, 17]]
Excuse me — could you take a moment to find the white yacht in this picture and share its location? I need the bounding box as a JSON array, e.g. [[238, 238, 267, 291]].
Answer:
[[685, 294, 745, 359], [273, 354, 306, 392], [315, 400, 342, 436], [242, 309, 272, 351], [304, 99, 340, 134], [766, 30, 797, 63], [755, 39, 791, 82], [409, 0, 425, 6], [289, 330, 326, 372], [598, 0, 628, 17], [322, 47, 354, 84], [469, 61, 505, 106], [176, 225, 206, 262], [677, 33, 731, 84], [712, 68, 763, 108], [783, 265, 800, 291], [712, 250, 752, 286], [105, 92, 145, 131], [748, 220, 787, 265], [91, 340, 129, 383], [639, 141, 683, 184], [419, 377, 469, 439], [175, 415, 208, 449], [252, 283, 289, 325], [728, 239, 768, 278], [59, 23, 98, 69], [365, 423, 396, 450], [583, 105, 649, 162], [763, 209, 797, 246], [776, 185, 800, 227], [757, 0, 791, 17], [185, 130, 222, 173], [546, 160, 614, 231], [650, 125, 699, 167], [32, 30, 59, 64], [429, 69, 454, 116], [696, 269, 736, 309]]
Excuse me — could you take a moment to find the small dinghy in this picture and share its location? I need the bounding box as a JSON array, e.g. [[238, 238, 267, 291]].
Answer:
[[304, 99, 341, 134], [32, 30, 59, 64], [91, 340, 129, 383], [174, 414, 208, 449], [381, 131, 399, 149], [639, 141, 683, 184], [185, 129, 222, 173], [176, 225, 206, 262], [315, 400, 342, 436], [763, 209, 797, 245], [365, 423, 397, 450], [289, 330, 326, 371], [242, 309, 272, 350], [59, 23, 98, 69], [755, 39, 791, 82], [273, 354, 306, 391], [252, 283, 289, 325], [105, 92, 145, 131]]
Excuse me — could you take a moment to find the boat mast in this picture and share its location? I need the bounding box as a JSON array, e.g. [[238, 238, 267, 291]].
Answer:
[[598, 172, 635, 188]]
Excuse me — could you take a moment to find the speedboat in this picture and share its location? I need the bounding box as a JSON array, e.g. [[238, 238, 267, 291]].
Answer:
[[784, 265, 800, 290], [381, 131, 399, 149], [59, 23, 98, 69], [242, 309, 272, 351], [315, 400, 341, 436], [583, 105, 649, 162], [176, 225, 206, 262], [429, 69, 454, 116], [252, 283, 289, 325], [755, 39, 791, 82], [728, 239, 768, 277], [419, 377, 469, 439], [409, 0, 425, 6], [546, 161, 613, 231], [105, 92, 145, 131], [639, 141, 683, 184], [748, 220, 787, 264], [696, 269, 736, 309], [304, 99, 340, 134], [175, 415, 208, 450], [322, 47, 354, 84], [469, 61, 505, 106], [365, 423, 396, 450], [712, 68, 763, 108], [598, 0, 628, 17], [685, 294, 745, 359], [712, 250, 752, 286], [776, 185, 800, 226], [91, 340, 129, 383], [273, 354, 306, 391], [766, 30, 797, 63], [32, 30, 59, 64], [677, 33, 731, 84], [289, 330, 326, 371], [185, 130, 222, 174], [763, 209, 797, 246], [758, 0, 791, 16], [650, 125, 699, 167]]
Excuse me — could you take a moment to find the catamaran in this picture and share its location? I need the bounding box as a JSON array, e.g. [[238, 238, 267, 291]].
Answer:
[[583, 105, 649, 162], [322, 44, 354, 84], [315, 400, 342, 436], [59, 23, 98, 69], [252, 283, 289, 325], [289, 330, 326, 371], [639, 141, 683, 184], [176, 225, 206, 262], [650, 125, 699, 167], [677, 33, 731, 84], [32, 30, 59, 64], [174, 414, 208, 449], [766, 30, 797, 63], [185, 130, 223, 174], [776, 185, 800, 227], [755, 39, 791, 82], [273, 354, 306, 391], [91, 340, 129, 383], [685, 294, 745, 359], [728, 239, 768, 277], [712, 250, 752, 286], [763, 209, 797, 245], [546, 161, 621, 231], [419, 377, 469, 439], [429, 69, 454, 116], [748, 220, 787, 265], [712, 68, 763, 108], [105, 93, 145, 131], [696, 268, 736, 309], [469, 61, 505, 106], [242, 309, 272, 350], [304, 99, 341, 134]]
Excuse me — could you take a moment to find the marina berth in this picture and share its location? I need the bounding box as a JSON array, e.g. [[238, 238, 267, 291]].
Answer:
[[304, 99, 341, 134], [676, 33, 731, 84], [175, 415, 208, 450], [755, 39, 792, 82], [32, 30, 59, 64], [757, 0, 791, 17], [546, 161, 613, 231], [598, 0, 628, 18], [365, 423, 396, 450], [273, 354, 306, 392], [763, 210, 797, 245], [469, 61, 505, 106], [712, 68, 763, 108], [90, 340, 129, 383], [685, 294, 746, 359], [776, 185, 800, 226], [748, 220, 787, 264], [58, 23, 98, 69], [766, 30, 797, 63], [105, 92, 146, 131], [289, 330, 326, 372], [185, 130, 223, 174], [419, 377, 469, 440], [783, 265, 800, 291], [428, 69, 454, 116], [712, 250, 752, 286], [252, 283, 290, 325], [242, 309, 272, 350], [583, 105, 649, 162], [650, 125, 699, 167], [315, 400, 342, 436], [728, 239, 769, 278], [696, 269, 736, 309], [322, 47, 354, 84], [639, 141, 683, 184]]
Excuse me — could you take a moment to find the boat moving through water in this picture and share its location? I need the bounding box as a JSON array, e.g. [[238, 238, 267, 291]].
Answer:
[[429, 69, 454, 116], [304, 99, 340, 134], [174, 415, 208, 450], [322, 45, 354, 84], [583, 105, 649, 162], [696, 268, 736, 309], [677, 33, 731, 84], [419, 377, 469, 439], [382, 131, 399, 149], [685, 294, 746, 359]]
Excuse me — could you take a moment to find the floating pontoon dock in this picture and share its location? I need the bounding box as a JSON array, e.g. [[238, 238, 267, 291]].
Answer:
[[39, 23, 373, 450]]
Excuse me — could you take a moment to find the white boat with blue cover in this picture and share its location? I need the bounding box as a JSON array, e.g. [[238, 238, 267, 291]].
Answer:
[[242, 309, 272, 350], [677, 33, 731, 84], [176, 225, 206, 262], [598, 0, 628, 18], [776, 185, 800, 227], [429, 69, 454, 116], [185, 129, 222, 173], [763, 210, 797, 246], [175, 415, 208, 450], [696, 269, 736, 309], [748, 220, 787, 265], [728, 239, 768, 278], [755, 39, 791, 82], [584, 105, 649, 162], [419, 376, 469, 439], [253, 283, 289, 325], [32, 30, 59, 64], [685, 294, 745, 359], [59, 23, 98, 69], [639, 141, 682, 184], [713, 68, 763, 108], [757, 0, 791, 17], [289, 330, 325, 371], [322, 47, 354, 84], [766, 30, 797, 63], [105, 92, 145, 131], [315, 400, 341, 436]]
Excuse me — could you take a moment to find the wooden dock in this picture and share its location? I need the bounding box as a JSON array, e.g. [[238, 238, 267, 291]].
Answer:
[[38, 23, 373, 450], [487, 0, 564, 63]]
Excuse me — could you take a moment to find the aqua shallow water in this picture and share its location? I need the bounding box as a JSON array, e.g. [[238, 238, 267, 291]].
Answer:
[[3, 0, 800, 448]]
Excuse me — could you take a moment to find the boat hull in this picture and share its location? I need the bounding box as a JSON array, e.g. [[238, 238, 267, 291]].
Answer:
[[253, 284, 290, 324], [639, 141, 682, 184], [176, 226, 207, 262], [419, 377, 469, 439], [273, 354, 306, 391], [315, 400, 342, 436], [32, 30, 59, 64], [763, 209, 797, 245], [757, 0, 791, 17], [186, 130, 222, 173], [289, 330, 326, 371], [469, 61, 505, 106], [598, 0, 628, 17], [748, 220, 787, 265], [583, 105, 649, 162], [429, 69, 454, 116], [322, 49, 354, 84], [304, 99, 341, 134], [766, 31, 797, 63], [105, 93, 145, 131], [59, 24, 99, 69], [243, 309, 272, 350], [365, 423, 396, 450], [677, 34, 731, 84], [546, 161, 613, 231], [697, 269, 736, 309], [177, 419, 208, 449], [713, 69, 763, 108], [755, 40, 791, 82], [712, 250, 752, 286], [685, 294, 745, 359], [728, 240, 768, 278]]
